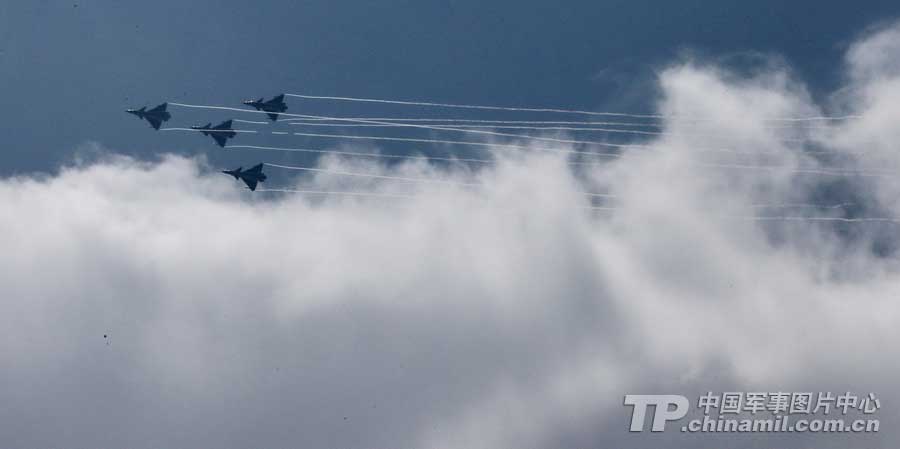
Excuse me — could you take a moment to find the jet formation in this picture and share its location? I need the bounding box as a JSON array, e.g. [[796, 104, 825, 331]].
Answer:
[[125, 95, 286, 192]]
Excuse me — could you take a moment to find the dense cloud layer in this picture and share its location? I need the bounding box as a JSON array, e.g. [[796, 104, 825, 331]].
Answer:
[[3, 22, 900, 449]]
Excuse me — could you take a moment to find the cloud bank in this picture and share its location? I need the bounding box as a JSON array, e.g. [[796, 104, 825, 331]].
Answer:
[[3, 21, 900, 449]]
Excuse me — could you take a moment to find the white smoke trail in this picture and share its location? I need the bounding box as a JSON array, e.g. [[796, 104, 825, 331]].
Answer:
[[748, 203, 855, 209], [166, 103, 896, 177], [160, 127, 258, 134], [262, 163, 616, 198], [281, 116, 830, 130], [281, 117, 672, 126], [234, 119, 270, 125], [735, 216, 900, 223], [166, 102, 839, 157], [226, 144, 495, 165], [284, 93, 862, 122], [285, 131, 607, 156], [257, 188, 417, 198], [256, 187, 890, 222], [285, 121, 815, 143]]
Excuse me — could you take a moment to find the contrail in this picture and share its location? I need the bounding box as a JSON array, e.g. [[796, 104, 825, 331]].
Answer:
[[262, 162, 616, 198], [285, 128, 843, 158], [256, 188, 896, 223], [226, 144, 496, 165], [735, 216, 900, 223], [166, 103, 894, 177], [257, 136, 893, 179], [284, 93, 862, 122], [282, 116, 830, 129], [234, 119, 269, 125], [168, 102, 613, 152], [168, 102, 650, 151], [263, 163, 484, 187], [166, 102, 823, 156], [285, 121, 816, 144], [284, 112, 749, 154], [749, 202, 855, 209], [286, 131, 610, 156], [160, 127, 258, 134], [257, 188, 417, 198]]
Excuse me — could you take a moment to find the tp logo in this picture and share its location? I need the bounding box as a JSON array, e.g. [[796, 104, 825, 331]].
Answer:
[[624, 395, 689, 432]]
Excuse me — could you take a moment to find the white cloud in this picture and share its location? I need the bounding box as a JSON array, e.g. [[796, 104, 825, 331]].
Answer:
[[4, 22, 900, 449]]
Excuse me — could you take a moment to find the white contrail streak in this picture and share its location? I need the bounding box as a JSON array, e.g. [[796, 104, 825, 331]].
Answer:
[[166, 102, 827, 156], [749, 202, 855, 209], [263, 163, 484, 187], [284, 93, 861, 122], [160, 127, 258, 134], [284, 93, 667, 119], [262, 163, 616, 198], [234, 119, 269, 125], [285, 131, 607, 156], [257, 188, 417, 198], [226, 144, 495, 164], [168, 102, 614, 153], [281, 116, 830, 129], [255, 188, 896, 223], [736, 216, 900, 223], [166, 103, 894, 177], [285, 121, 817, 144]]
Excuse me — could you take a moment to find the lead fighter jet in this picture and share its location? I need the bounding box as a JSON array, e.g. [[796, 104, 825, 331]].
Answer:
[[243, 94, 288, 121], [191, 120, 236, 147], [222, 163, 267, 191], [126, 102, 171, 130]]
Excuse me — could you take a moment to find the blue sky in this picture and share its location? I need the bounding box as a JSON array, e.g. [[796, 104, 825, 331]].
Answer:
[[2, 0, 899, 174]]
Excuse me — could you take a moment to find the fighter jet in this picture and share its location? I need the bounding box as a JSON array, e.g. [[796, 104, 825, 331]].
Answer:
[[222, 163, 267, 191], [243, 94, 287, 121], [191, 120, 236, 147], [126, 102, 171, 130]]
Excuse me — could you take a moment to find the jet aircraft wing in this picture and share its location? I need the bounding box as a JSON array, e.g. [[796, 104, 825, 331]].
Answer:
[[211, 134, 229, 147], [146, 117, 163, 130]]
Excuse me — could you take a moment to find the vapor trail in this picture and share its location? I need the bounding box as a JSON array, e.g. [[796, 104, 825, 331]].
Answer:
[[735, 216, 900, 223], [284, 93, 861, 122], [748, 203, 855, 209], [282, 116, 830, 130], [257, 187, 893, 222], [257, 188, 417, 198], [263, 163, 484, 187], [167, 102, 820, 156], [234, 119, 269, 125], [160, 127, 258, 134], [226, 144, 495, 165], [285, 121, 815, 144], [167, 103, 894, 177], [286, 131, 607, 156], [262, 162, 616, 198]]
